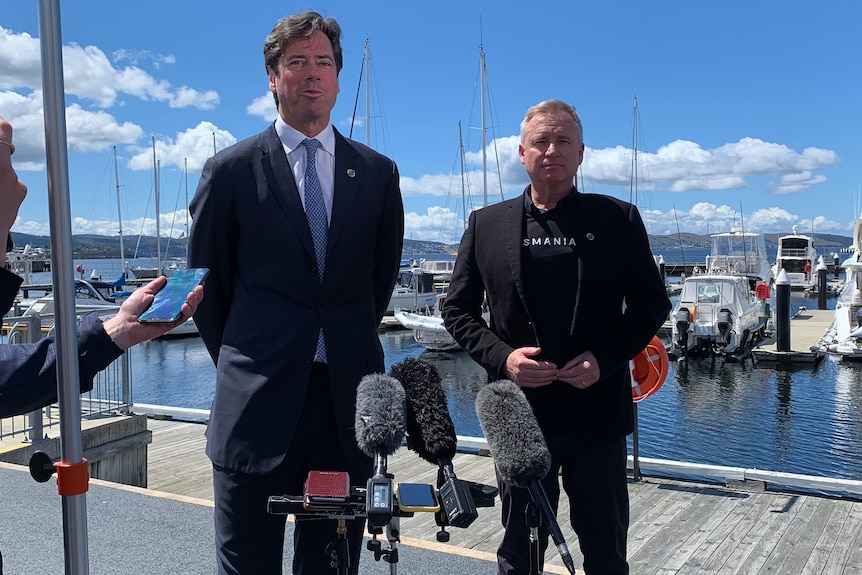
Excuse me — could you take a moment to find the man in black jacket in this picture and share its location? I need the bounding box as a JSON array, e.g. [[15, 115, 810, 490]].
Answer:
[[443, 99, 670, 574]]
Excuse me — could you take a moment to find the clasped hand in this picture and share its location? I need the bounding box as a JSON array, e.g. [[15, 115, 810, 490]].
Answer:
[[505, 347, 600, 390]]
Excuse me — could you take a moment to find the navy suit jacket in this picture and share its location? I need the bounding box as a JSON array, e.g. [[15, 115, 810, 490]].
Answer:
[[0, 267, 121, 418], [188, 124, 404, 474], [442, 189, 671, 438]]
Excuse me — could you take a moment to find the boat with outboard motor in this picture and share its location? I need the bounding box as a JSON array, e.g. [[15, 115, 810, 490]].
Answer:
[[670, 228, 774, 360]]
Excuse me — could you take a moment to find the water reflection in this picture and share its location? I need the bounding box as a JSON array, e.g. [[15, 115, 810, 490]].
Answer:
[[418, 350, 488, 437], [120, 323, 862, 480]]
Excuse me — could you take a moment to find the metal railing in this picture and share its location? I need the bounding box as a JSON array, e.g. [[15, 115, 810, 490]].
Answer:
[[0, 309, 132, 443]]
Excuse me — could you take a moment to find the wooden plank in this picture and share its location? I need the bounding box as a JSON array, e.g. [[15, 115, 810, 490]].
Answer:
[[630, 484, 739, 575], [715, 493, 805, 574], [801, 498, 854, 575], [659, 488, 746, 572], [673, 492, 772, 574]]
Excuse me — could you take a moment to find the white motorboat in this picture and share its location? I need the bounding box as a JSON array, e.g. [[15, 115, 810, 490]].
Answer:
[[395, 293, 460, 351], [772, 225, 817, 290], [7, 277, 198, 340], [387, 284, 437, 315], [670, 228, 773, 359]]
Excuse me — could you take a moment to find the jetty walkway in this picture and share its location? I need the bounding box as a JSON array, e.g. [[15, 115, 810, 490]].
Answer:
[[144, 418, 862, 574], [3, 414, 862, 573]]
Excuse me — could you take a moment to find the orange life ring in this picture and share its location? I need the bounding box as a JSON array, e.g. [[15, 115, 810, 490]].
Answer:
[[630, 335, 669, 403]]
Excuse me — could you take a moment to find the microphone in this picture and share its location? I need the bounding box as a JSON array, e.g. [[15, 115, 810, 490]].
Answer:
[[354, 373, 406, 528], [475, 380, 577, 575], [389, 358, 478, 528]]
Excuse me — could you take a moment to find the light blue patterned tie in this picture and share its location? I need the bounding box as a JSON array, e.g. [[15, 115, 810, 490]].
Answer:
[[303, 138, 328, 362]]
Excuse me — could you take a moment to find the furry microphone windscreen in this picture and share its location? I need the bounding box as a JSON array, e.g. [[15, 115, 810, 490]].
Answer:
[[354, 373, 407, 457], [389, 357, 457, 464], [475, 380, 552, 487]]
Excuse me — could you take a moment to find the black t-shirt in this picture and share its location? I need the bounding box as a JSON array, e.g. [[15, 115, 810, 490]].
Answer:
[[522, 189, 578, 368]]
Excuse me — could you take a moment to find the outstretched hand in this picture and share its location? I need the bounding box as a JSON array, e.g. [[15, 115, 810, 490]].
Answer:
[[102, 276, 204, 350]]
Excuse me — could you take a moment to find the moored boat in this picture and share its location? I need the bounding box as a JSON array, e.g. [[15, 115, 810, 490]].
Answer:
[[670, 228, 773, 359], [772, 225, 817, 290], [819, 216, 862, 359]]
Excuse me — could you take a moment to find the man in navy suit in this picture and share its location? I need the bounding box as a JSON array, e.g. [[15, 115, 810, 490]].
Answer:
[[188, 11, 404, 575], [442, 100, 670, 574]]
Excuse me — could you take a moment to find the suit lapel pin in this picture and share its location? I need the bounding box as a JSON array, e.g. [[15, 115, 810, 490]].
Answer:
[[586, 232, 595, 241], [347, 169, 356, 178]]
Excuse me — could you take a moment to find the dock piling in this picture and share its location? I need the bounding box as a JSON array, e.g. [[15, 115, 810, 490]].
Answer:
[[776, 270, 791, 352], [816, 257, 828, 310]]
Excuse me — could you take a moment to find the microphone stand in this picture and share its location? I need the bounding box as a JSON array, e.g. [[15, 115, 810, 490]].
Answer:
[[525, 501, 542, 575], [525, 481, 577, 575], [324, 519, 350, 575]]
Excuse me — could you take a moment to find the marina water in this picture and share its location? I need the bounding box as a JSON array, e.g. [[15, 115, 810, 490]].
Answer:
[[22, 258, 862, 484]]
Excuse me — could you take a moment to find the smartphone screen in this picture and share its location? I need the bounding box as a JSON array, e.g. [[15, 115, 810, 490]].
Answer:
[[138, 268, 208, 323], [396, 482, 440, 512]]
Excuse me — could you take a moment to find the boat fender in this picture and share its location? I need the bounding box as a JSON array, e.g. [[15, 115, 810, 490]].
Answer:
[[631, 335, 669, 403]]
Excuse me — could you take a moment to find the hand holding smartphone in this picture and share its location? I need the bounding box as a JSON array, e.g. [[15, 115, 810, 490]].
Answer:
[[138, 268, 209, 323]]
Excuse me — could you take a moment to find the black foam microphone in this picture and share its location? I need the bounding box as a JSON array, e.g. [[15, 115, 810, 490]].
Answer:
[[390, 358, 478, 528], [354, 373, 406, 528], [389, 357, 457, 463], [475, 380, 576, 575]]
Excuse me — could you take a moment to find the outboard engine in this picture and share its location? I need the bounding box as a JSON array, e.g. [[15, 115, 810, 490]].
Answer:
[[717, 309, 732, 344], [674, 307, 692, 351]]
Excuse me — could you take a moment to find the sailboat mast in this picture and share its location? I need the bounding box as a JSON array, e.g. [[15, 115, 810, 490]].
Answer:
[[630, 95, 638, 206], [458, 121, 468, 231], [152, 137, 162, 273], [184, 158, 189, 242], [480, 42, 488, 208], [112, 146, 126, 276], [365, 38, 371, 147]]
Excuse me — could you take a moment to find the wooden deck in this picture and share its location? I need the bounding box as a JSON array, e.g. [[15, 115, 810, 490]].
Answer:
[[146, 418, 862, 574], [753, 308, 834, 363]]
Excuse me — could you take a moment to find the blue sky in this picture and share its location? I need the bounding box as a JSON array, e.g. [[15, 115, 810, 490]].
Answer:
[[1, 1, 860, 245]]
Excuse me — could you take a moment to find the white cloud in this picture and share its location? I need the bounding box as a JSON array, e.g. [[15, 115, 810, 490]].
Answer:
[[0, 26, 219, 110], [247, 93, 277, 121], [404, 206, 465, 245], [128, 122, 237, 173], [580, 137, 840, 196], [636, 202, 846, 237]]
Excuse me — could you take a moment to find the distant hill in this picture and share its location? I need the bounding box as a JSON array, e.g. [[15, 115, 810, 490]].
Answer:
[[9, 231, 852, 260], [9, 232, 189, 259], [647, 232, 852, 255]]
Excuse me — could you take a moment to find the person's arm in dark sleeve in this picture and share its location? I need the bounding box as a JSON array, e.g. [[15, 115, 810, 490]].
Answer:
[[442, 212, 514, 378], [591, 204, 671, 375], [188, 156, 235, 364], [372, 162, 404, 323], [0, 312, 122, 418]]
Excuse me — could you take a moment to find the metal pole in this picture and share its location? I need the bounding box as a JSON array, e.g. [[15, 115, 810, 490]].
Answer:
[[817, 256, 828, 311], [632, 403, 641, 481], [775, 269, 791, 352], [38, 1, 90, 573]]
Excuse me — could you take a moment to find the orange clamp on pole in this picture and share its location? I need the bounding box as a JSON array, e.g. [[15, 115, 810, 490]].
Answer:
[[56, 458, 89, 496]]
